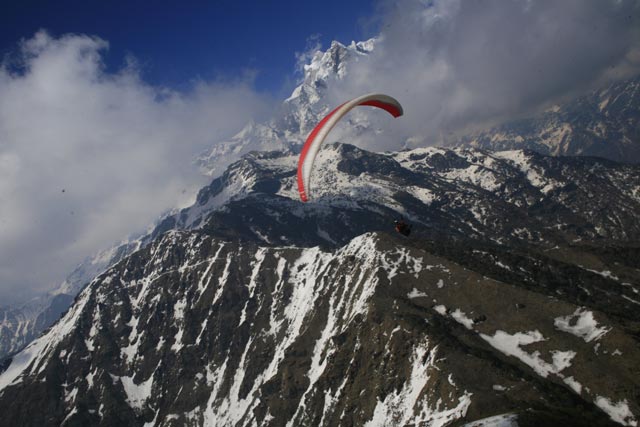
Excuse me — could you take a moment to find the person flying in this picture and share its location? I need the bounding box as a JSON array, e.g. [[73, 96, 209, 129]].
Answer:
[[394, 218, 412, 237]]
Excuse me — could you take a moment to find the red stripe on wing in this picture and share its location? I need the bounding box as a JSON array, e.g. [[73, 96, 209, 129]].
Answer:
[[358, 100, 403, 117], [297, 103, 345, 202]]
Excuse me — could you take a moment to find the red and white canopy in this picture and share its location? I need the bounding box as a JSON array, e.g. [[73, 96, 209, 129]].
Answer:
[[296, 93, 403, 202]]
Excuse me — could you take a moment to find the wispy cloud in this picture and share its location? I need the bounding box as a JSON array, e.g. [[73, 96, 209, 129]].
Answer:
[[294, 34, 323, 76], [324, 0, 640, 149], [0, 31, 274, 304]]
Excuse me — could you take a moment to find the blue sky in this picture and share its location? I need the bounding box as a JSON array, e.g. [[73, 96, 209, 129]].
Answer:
[[1, 0, 379, 94]]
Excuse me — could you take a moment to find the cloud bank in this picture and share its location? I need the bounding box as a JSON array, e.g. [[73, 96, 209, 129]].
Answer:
[[0, 31, 273, 304], [324, 0, 640, 149]]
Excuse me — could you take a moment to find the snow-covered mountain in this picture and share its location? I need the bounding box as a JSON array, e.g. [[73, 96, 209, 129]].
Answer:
[[4, 37, 638, 365], [178, 143, 640, 247], [1, 142, 639, 426], [1, 36, 639, 426], [196, 39, 375, 176], [455, 76, 640, 163]]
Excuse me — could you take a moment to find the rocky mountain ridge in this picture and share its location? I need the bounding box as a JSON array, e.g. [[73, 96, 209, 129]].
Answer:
[[0, 142, 639, 426], [0, 231, 636, 426]]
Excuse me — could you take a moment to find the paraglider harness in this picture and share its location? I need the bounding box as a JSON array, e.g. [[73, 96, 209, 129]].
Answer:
[[394, 219, 412, 237]]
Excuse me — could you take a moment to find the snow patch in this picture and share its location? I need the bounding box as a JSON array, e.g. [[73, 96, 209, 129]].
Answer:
[[586, 268, 620, 281], [364, 341, 472, 427], [408, 288, 428, 299], [450, 309, 474, 330], [115, 373, 154, 410], [595, 397, 637, 426], [434, 305, 447, 316], [480, 330, 575, 378], [563, 376, 582, 394], [444, 164, 500, 192], [0, 288, 91, 391], [463, 413, 518, 427], [494, 150, 558, 193], [554, 308, 610, 343]]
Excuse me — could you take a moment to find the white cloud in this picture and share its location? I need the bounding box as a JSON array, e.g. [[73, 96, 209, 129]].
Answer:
[[323, 0, 640, 150], [0, 31, 274, 304], [294, 34, 323, 76]]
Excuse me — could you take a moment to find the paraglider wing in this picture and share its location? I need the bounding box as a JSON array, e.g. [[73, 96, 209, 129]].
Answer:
[[296, 93, 403, 202]]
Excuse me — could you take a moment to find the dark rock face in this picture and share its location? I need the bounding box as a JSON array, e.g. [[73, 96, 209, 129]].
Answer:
[[1, 144, 639, 426], [456, 75, 640, 164], [0, 232, 635, 426]]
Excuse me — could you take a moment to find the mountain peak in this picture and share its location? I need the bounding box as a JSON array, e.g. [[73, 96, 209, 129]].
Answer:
[[287, 38, 374, 105]]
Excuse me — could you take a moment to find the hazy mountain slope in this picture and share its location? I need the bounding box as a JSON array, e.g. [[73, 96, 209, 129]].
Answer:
[[0, 240, 142, 360], [456, 76, 640, 163]]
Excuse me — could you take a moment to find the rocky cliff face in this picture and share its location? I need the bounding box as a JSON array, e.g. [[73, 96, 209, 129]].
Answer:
[[1, 143, 639, 427]]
